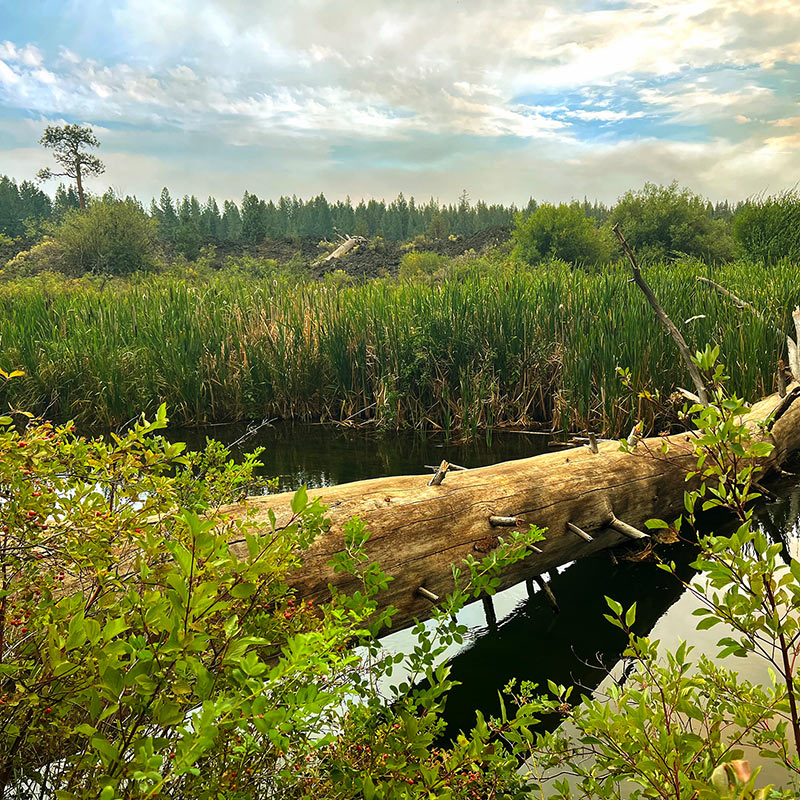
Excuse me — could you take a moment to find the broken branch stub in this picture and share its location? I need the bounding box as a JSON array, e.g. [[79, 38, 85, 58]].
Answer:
[[428, 460, 449, 486], [788, 307, 800, 383]]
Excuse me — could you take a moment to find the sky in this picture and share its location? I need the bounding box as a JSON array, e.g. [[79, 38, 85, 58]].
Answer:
[[1, 0, 800, 206]]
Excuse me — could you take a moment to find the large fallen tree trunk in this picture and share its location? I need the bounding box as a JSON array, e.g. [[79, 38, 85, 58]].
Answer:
[[225, 389, 800, 633]]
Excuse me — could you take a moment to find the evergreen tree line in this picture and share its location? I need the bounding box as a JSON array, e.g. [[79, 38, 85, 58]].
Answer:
[[149, 188, 522, 257], [0, 176, 80, 238], [0, 172, 750, 265], [0, 177, 525, 252]]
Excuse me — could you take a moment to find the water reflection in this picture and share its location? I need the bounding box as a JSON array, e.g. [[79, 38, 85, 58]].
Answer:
[[437, 467, 800, 756], [172, 423, 554, 492], [175, 422, 800, 775]]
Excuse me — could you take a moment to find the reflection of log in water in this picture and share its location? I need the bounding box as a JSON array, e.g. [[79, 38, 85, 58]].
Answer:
[[438, 470, 800, 741], [436, 545, 698, 740]]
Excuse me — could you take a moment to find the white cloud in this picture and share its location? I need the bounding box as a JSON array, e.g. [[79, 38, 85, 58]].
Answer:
[[0, 41, 43, 67], [4, 0, 800, 202], [0, 60, 19, 85]]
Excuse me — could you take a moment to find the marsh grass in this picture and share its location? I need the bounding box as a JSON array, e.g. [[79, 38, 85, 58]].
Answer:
[[0, 258, 796, 436]]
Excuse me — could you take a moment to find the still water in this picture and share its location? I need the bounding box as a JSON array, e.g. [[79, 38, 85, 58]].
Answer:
[[175, 423, 800, 753]]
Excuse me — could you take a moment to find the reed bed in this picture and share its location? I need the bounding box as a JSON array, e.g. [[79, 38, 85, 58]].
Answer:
[[0, 259, 796, 437]]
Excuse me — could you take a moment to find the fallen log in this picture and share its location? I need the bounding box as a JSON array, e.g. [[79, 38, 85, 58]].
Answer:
[[225, 388, 800, 633], [315, 235, 366, 265]]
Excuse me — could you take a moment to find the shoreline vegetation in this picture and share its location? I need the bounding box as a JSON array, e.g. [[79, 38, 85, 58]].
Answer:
[[3, 176, 799, 438], [0, 257, 795, 435]]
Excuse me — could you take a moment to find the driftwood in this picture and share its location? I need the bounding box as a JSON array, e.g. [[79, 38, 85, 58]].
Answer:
[[225, 388, 800, 634], [316, 234, 366, 265]]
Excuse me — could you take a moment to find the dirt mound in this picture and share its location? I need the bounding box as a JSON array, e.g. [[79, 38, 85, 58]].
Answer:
[[310, 226, 512, 280], [206, 227, 513, 279], [310, 241, 403, 280], [416, 226, 512, 257], [254, 237, 320, 263]]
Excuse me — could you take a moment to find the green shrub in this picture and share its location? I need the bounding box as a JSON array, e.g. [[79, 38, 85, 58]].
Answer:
[[57, 199, 159, 275], [0, 234, 20, 268], [0, 394, 547, 798], [732, 191, 800, 263], [511, 203, 613, 266], [398, 251, 449, 280], [3, 238, 65, 278], [610, 182, 734, 264]]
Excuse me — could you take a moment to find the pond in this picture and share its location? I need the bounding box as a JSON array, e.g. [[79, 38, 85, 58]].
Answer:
[[174, 422, 800, 758]]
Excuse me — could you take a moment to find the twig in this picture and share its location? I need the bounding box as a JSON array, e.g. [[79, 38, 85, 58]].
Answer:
[[696, 277, 783, 336]]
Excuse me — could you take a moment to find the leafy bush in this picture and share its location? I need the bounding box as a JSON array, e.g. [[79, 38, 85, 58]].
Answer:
[[57, 199, 159, 275], [511, 203, 613, 266], [732, 191, 800, 263], [0, 234, 20, 269], [0, 392, 548, 798], [610, 182, 734, 264], [398, 251, 449, 281], [3, 238, 65, 278]]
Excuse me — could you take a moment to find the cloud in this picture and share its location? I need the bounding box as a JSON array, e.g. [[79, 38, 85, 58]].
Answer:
[[0, 41, 43, 67], [3, 0, 800, 203]]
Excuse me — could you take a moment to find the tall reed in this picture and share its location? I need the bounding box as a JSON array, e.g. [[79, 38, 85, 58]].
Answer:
[[0, 259, 795, 436]]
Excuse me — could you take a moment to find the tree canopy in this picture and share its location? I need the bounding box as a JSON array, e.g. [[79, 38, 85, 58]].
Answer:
[[37, 124, 105, 211], [609, 182, 734, 264], [511, 203, 613, 266]]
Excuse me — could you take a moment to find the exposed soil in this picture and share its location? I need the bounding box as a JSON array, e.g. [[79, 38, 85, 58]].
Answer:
[[205, 226, 512, 280], [311, 226, 513, 280]]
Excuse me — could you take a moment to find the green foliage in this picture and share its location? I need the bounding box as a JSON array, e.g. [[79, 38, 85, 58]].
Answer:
[[0, 258, 794, 433], [398, 251, 450, 281], [6, 346, 800, 797], [732, 192, 800, 263], [0, 389, 551, 798], [0, 234, 20, 269], [3, 239, 65, 278], [610, 182, 734, 264], [524, 352, 800, 798], [56, 199, 159, 276], [511, 203, 613, 266]]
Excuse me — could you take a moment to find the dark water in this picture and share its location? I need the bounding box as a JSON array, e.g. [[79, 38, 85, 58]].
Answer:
[[173, 423, 800, 747], [172, 423, 555, 492]]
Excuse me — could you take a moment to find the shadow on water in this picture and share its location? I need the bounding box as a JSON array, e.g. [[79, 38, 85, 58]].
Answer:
[[437, 465, 800, 740], [435, 543, 698, 740]]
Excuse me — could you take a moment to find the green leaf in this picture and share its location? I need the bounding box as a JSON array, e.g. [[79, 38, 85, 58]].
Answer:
[[66, 610, 87, 651], [231, 581, 256, 599], [291, 485, 308, 514], [645, 519, 670, 530], [604, 596, 623, 617]]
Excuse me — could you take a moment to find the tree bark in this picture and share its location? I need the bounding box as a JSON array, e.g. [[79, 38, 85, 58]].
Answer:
[[225, 388, 800, 633], [75, 158, 85, 212]]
